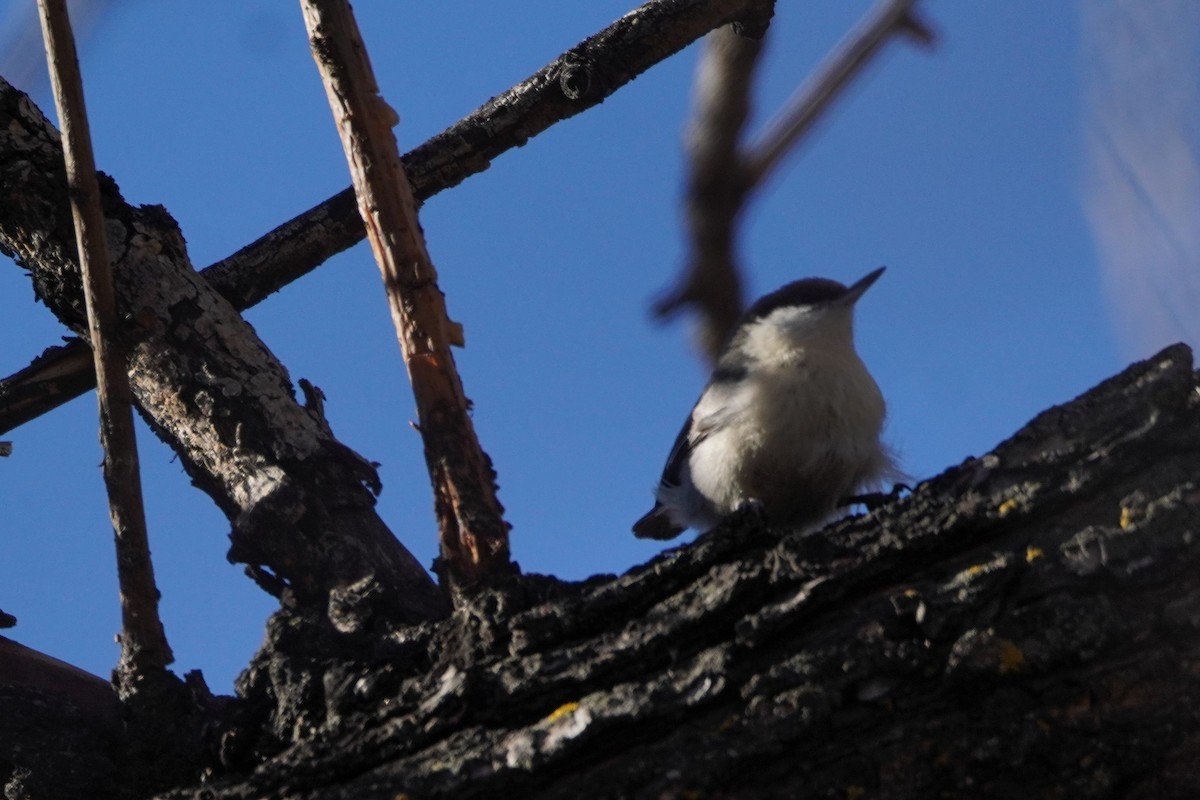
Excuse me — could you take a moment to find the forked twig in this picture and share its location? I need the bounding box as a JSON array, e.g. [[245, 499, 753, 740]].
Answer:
[[744, 0, 934, 185], [661, 0, 934, 362]]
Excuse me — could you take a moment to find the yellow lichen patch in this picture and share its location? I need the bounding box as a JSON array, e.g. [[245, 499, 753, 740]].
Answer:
[[1025, 546, 1044, 563], [998, 639, 1025, 674], [966, 564, 985, 577], [545, 701, 580, 723], [903, 588, 919, 597], [846, 785, 866, 800], [1119, 506, 1134, 530], [998, 498, 1020, 517]]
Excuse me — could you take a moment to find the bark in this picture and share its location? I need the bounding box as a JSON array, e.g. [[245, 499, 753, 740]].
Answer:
[[0, 76, 447, 623], [0, 636, 121, 799], [131, 342, 1197, 799]]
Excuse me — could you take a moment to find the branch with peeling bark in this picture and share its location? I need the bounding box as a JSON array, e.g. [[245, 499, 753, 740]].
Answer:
[[301, 0, 511, 591], [0, 0, 775, 436], [658, 0, 935, 364]]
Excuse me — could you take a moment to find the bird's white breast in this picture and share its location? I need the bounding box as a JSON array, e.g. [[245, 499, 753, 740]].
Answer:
[[687, 337, 888, 525]]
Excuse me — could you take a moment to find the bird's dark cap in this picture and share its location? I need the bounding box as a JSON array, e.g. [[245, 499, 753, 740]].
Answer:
[[744, 266, 885, 322]]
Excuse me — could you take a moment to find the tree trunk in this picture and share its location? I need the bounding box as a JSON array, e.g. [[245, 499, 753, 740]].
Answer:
[[136, 342, 1195, 799]]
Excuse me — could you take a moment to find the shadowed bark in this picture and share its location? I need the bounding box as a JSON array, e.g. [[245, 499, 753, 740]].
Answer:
[[4, 349, 1198, 797], [134, 343, 1195, 799]]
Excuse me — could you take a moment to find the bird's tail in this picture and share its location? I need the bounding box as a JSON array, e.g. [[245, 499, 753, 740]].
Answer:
[[632, 503, 684, 540]]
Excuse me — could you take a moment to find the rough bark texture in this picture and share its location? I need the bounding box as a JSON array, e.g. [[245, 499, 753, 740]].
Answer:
[[121, 342, 1196, 799], [0, 77, 447, 623]]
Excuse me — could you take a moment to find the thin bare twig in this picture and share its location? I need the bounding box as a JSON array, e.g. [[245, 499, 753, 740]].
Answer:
[[744, 0, 935, 185], [300, 0, 511, 591], [1, 0, 774, 436], [35, 0, 172, 682]]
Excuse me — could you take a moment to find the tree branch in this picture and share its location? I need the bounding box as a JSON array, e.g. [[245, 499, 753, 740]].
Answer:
[[744, 0, 934, 185], [0, 0, 775, 436], [301, 0, 511, 590], [655, 21, 770, 362], [657, 0, 934, 362], [36, 0, 173, 682], [0, 75, 448, 623], [150, 344, 1200, 799]]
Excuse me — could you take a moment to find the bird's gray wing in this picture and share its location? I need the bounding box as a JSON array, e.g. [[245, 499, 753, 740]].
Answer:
[[659, 362, 749, 488]]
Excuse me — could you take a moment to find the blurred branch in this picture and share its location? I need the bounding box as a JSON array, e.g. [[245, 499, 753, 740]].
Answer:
[[0, 0, 774, 435], [658, 0, 934, 363], [656, 20, 771, 362], [300, 0, 511, 592], [744, 0, 934, 185], [36, 0, 173, 683]]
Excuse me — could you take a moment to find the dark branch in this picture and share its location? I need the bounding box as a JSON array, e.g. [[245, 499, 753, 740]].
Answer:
[[0, 74, 448, 623], [146, 344, 1200, 799]]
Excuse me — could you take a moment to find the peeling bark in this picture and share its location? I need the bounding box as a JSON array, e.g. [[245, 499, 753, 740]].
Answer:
[[0, 77, 447, 623]]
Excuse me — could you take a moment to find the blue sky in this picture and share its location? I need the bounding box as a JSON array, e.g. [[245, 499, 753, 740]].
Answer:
[[2, 1, 1196, 693]]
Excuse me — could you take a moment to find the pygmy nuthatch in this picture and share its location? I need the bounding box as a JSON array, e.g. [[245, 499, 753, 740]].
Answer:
[[633, 266, 894, 540]]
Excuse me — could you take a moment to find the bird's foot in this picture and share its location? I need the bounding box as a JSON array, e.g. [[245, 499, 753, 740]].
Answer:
[[841, 482, 912, 512], [734, 497, 768, 523]]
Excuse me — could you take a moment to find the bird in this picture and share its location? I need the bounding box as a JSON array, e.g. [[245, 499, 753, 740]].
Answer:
[[633, 266, 894, 540]]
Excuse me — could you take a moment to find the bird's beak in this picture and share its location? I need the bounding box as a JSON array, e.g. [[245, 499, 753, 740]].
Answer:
[[839, 266, 886, 306]]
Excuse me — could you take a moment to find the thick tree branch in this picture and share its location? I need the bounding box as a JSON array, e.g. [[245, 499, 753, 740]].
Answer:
[[0, 635, 121, 799], [146, 344, 1200, 799], [0, 0, 775, 436], [0, 76, 447, 623], [301, 0, 511, 590], [36, 0, 173, 683]]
